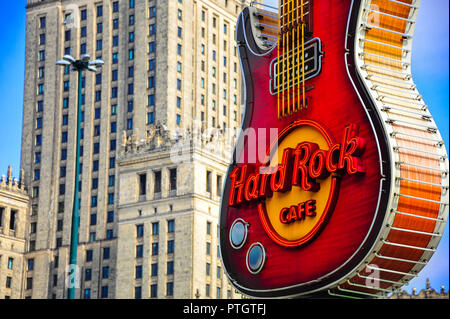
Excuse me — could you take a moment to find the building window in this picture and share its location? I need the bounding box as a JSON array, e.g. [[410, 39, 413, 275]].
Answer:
[[148, 94, 155, 106], [101, 286, 108, 298], [152, 242, 159, 256], [6, 276, 12, 288], [154, 171, 161, 194], [135, 287, 142, 299], [152, 222, 159, 235], [90, 213, 97, 226], [32, 187, 39, 198], [128, 100, 134, 112], [207, 221, 211, 235], [110, 1, 118, 12], [97, 5, 103, 17], [205, 284, 210, 297], [139, 173, 147, 196], [93, 142, 100, 154], [149, 41, 156, 53], [149, 24, 156, 35], [136, 224, 144, 238], [166, 282, 174, 296], [93, 160, 99, 171], [107, 211, 114, 223], [85, 268, 92, 281], [217, 175, 223, 196], [7, 257, 14, 269], [167, 261, 174, 275], [126, 118, 133, 130], [148, 76, 155, 88], [84, 289, 91, 299], [40, 16, 46, 28], [147, 112, 154, 124], [86, 250, 93, 262], [38, 66, 45, 78], [151, 263, 158, 276], [108, 175, 115, 187], [26, 277, 33, 290], [103, 247, 110, 260], [103, 266, 110, 279], [151, 284, 158, 298], [136, 245, 143, 258], [168, 219, 175, 233], [149, 59, 156, 71], [109, 157, 115, 169], [169, 168, 177, 191], [97, 22, 103, 33], [149, 7, 156, 18], [177, 27, 182, 38], [206, 170, 212, 193], [91, 196, 98, 207], [167, 240, 174, 254], [38, 83, 44, 95], [135, 265, 142, 279], [37, 100, 44, 112], [57, 219, 63, 232], [28, 259, 34, 270], [112, 53, 119, 64], [32, 168, 40, 181], [108, 192, 115, 204], [113, 18, 119, 30]]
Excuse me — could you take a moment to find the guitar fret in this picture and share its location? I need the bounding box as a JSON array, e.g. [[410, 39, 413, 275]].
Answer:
[[280, 0, 311, 33]]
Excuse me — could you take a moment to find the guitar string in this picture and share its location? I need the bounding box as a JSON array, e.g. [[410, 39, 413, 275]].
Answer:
[[301, 0, 306, 109], [277, 0, 281, 119], [295, 0, 300, 112], [279, 0, 306, 116], [279, 1, 285, 117], [287, 0, 291, 115]]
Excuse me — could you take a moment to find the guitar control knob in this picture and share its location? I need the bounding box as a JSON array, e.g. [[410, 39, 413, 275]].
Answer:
[[246, 242, 266, 274], [229, 218, 249, 249]]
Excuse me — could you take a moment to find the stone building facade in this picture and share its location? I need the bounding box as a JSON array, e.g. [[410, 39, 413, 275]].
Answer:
[[116, 123, 238, 298], [20, 0, 248, 298], [0, 167, 30, 299]]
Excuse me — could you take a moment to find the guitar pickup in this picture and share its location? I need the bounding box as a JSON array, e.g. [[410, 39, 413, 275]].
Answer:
[[270, 38, 323, 95]]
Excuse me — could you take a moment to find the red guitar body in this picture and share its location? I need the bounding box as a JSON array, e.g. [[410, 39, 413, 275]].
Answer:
[[220, 0, 392, 297]]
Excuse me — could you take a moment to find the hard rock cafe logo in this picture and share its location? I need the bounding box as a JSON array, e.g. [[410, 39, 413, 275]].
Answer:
[[228, 120, 365, 247]]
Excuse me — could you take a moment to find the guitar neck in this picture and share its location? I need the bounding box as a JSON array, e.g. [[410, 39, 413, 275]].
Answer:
[[279, 0, 312, 37]]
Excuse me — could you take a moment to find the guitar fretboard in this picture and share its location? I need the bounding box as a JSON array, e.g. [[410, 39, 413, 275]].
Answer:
[[277, 0, 313, 118]]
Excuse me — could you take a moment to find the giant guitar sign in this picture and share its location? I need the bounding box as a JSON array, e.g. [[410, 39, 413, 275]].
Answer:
[[219, 0, 449, 298]]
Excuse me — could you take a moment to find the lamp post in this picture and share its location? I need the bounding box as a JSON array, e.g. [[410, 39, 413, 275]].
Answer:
[[56, 54, 104, 299]]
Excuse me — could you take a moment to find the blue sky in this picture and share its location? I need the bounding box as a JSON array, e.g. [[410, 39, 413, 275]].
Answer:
[[0, 1, 447, 295]]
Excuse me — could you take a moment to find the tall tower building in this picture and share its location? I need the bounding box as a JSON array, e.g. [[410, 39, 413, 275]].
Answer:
[[21, 0, 248, 299]]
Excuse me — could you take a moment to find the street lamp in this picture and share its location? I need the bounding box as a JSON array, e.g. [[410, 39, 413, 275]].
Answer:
[[56, 54, 104, 299]]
